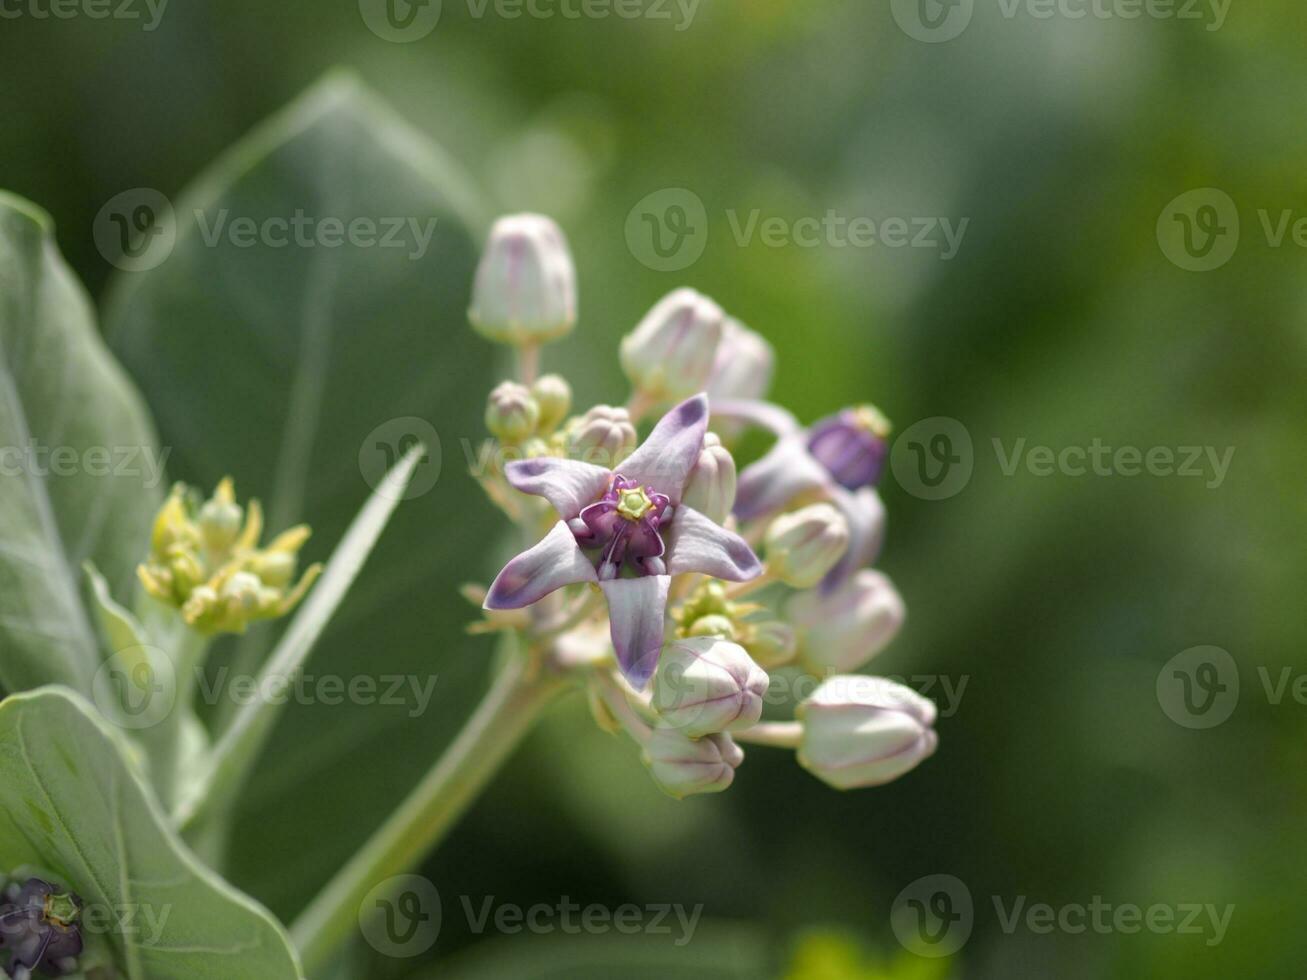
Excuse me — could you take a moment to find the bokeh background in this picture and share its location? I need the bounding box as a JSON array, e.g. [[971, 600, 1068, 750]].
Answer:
[[3, 1, 1304, 977]]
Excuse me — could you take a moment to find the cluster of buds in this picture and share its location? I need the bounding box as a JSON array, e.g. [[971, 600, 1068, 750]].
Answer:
[[468, 213, 936, 799], [0, 877, 83, 979], [137, 478, 321, 634]]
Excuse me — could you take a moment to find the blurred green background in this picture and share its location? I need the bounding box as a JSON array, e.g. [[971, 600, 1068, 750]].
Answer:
[[2, 1, 1304, 977]]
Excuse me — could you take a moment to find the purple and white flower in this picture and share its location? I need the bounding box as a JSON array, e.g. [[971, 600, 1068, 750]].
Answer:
[[485, 394, 762, 688]]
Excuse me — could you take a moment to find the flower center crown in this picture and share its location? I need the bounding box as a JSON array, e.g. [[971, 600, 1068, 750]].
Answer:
[[616, 487, 656, 522]]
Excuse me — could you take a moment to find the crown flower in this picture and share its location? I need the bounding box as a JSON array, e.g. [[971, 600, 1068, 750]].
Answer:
[[0, 877, 83, 979], [464, 211, 937, 804]]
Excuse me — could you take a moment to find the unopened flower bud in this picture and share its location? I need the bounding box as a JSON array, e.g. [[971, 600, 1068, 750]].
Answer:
[[566, 405, 637, 468], [469, 214, 577, 345], [685, 613, 737, 640], [806, 405, 891, 490], [652, 637, 768, 737], [765, 503, 850, 589], [530, 374, 572, 434], [797, 675, 937, 789], [706, 317, 775, 402], [198, 477, 243, 551], [485, 381, 540, 443], [642, 726, 744, 799], [620, 288, 725, 402], [746, 620, 798, 669], [787, 569, 904, 674], [681, 433, 736, 524]]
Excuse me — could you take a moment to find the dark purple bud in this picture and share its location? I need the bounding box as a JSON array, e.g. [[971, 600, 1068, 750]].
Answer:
[[805, 405, 891, 490], [0, 878, 83, 978]]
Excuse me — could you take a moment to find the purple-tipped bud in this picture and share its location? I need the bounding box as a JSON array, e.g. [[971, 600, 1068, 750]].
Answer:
[[469, 214, 577, 346], [0, 877, 84, 978], [652, 636, 769, 737], [706, 318, 775, 403], [805, 405, 891, 490], [642, 727, 744, 799], [797, 675, 937, 790], [681, 433, 737, 525], [485, 381, 540, 443], [530, 374, 572, 434], [787, 569, 904, 674], [620, 288, 725, 402], [565, 405, 637, 468], [765, 503, 850, 589]]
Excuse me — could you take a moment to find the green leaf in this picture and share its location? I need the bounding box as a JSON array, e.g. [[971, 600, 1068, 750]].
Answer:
[[0, 686, 303, 980], [104, 72, 500, 916], [0, 194, 162, 695]]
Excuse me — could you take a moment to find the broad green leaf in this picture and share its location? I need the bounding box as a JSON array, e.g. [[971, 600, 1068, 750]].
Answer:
[[104, 72, 499, 916], [0, 686, 303, 980], [0, 194, 162, 695]]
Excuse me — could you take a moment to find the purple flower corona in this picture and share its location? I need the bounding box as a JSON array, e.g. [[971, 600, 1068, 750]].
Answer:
[[485, 394, 762, 688], [0, 878, 83, 979], [805, 405, 890, 491]]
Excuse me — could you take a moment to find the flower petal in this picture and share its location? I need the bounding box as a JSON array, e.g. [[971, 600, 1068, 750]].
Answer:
[[504, 457, 612, 520], [664, 506, 762, 582], [614, 394, 709, 502], [601, 575, 671, 689], [708, 397, 800, 438], [485, 521, 597, 609], [733, 434, 831, 521], [821, 487, 886, 592]]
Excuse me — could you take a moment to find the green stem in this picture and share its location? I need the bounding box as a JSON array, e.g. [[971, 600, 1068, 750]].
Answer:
[[290, 650, 567, 975], [733, 721, 803, 749]]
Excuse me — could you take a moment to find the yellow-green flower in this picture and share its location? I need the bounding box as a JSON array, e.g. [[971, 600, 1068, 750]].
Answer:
[[138, 478, 321, 634]]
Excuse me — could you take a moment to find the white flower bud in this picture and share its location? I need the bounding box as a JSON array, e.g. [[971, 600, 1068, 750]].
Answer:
[[530, 374, 572, 434], [681, 433, 737, 525], [787, 569, 905, 674], [797, 675, 937, 790], [469, 214, 577, 346], [642, 726, 744, 799], [485, 381, 540, 443], [652, 636, 768, 737], [706, 317, 774, 402], [765, 503, 850, 589], [566, 405, 637, 468], [620, 288, 725, 402]]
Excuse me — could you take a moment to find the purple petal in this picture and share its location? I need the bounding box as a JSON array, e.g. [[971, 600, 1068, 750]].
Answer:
[[708, 397, 800, 438], [613, 394, 709, 502], [485, 521, 597, 609], [505, 457, 612, 520], [664, 506, 762, 582], [601, 575, 671, 689], [821, 487, 886, 592], [733, 435, 831, 521]]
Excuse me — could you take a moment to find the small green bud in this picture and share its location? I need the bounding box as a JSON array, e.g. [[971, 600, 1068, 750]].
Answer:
[[566, 405, 637, 468], [746, 620, 798, 669], [197, 477, 243, 551], [485, 381, 540, 443], [530, 374, 572, 434], [685, 613, 737, 640]]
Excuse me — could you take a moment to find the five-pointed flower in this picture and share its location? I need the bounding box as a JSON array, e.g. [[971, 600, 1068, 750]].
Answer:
[[485, 394, 762, 687]]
